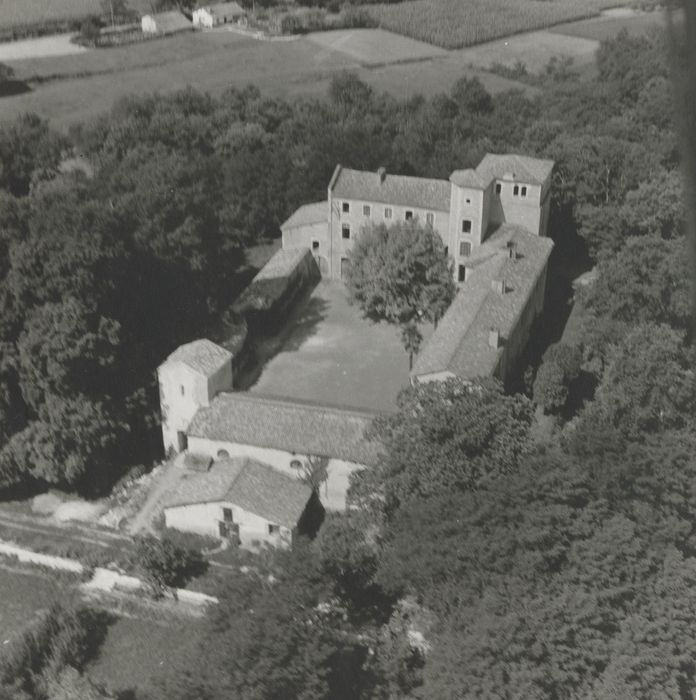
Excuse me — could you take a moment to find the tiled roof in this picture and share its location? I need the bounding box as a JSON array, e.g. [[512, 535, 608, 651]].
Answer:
[[163, 457, 312, 528], [450, 168, 492, 189], [252, 247, 312, 281], [331, 167, 451, 212], [146, 11, 192, 32], [163, 339, 232, 376], [412, 225, 553, 380], [188, 392, 381, 466], [476, 154, 554, 187], [207, 2, 245, 17], [281, 201, 327, 230]]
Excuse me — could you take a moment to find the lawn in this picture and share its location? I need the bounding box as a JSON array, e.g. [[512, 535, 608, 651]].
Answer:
[[243, 280, 432, 412], [87, 614, 205, 696], [367, 0, 630, 49], [0, 566, 65, 640]]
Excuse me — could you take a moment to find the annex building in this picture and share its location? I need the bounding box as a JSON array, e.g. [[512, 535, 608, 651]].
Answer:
[[157, 152, 554, 548]]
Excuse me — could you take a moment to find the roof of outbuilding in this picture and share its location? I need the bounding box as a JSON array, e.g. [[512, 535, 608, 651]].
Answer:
[[253, 247, 312, 281], [450, 168, 492, 189], [187, 392, 381, 466], [412, 225, 554, 380], [163, 457, 312, 528], [476, 154, 554, 187], [206, 1, 245, 16], [330, 166, 451, 212], [144, 10, 192, 32], [162, 339, 232, 375], [281, 201, 327, 230]]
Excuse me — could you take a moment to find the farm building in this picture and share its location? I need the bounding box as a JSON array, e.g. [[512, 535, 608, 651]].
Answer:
[[281, 153, 554, 284], [192, 2, 246, 28], [141, 11, 193, 35], [412, 225, 553, 384], [162, 457, 321, 548], [157, 339, 233, 456], [231, 246, 320, 329]]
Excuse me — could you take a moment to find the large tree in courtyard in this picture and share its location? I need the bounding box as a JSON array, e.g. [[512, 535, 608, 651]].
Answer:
[[345, 219, 454, 364]]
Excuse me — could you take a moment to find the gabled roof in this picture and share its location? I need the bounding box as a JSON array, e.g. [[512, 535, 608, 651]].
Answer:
[[145, 10, 192, 32], [281, 201, 327, 230], [330, 166, 451, 212], [476, 154, 554, 187], [188, 392, 381, 466], [163, 457, 312, 528], [205, 1, 245, 17], [253, 246, 312, 281], [450, 168, 492, 190], [162, 339, 232, 376], [412, 225, 554, 380]]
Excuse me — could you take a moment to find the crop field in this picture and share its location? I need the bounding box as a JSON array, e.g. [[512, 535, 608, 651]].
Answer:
[[0, 0, 152, 30], [367, 0, 630, 49]]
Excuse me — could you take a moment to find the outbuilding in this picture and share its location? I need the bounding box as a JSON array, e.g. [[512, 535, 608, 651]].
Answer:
[[192, 2, 246, 28], [141, 11, 193, 35]]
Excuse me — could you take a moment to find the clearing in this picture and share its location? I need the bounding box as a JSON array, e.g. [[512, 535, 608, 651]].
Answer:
[[243, 280, 431, 413], [0, 33, 86, 60]]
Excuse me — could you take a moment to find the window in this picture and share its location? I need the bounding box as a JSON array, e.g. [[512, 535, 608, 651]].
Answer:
[[405, 210, 413, 221], [426, 212, 434, 226], [342, 224, 350, 240], [268, 524, 280, 535], [465, 198, 471, 204], [180, 385, 185, 396], [521, 186, 527, 197], [460, 241, 471, 257], [363, 204, 371, 217], [312, 240, 320, 250], [222, 507, 233, 522], [290, 459, 302, 469], [462, 219, 472, 233], [458, 265, 467, 283], [384, 207, 393, 219], [513, 185, 519, 196], [495, 183, 502, 194], [444, 246, 448, 257], [342, 202, 350, 213]]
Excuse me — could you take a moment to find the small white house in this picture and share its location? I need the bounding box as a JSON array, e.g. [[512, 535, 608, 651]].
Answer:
[[141, 10, 193, 35], [192, 2, 246, 28], [163, 457, 318, 549]]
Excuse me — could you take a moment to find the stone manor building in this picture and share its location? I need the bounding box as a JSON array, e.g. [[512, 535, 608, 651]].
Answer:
[[281, 153, 554, 283]]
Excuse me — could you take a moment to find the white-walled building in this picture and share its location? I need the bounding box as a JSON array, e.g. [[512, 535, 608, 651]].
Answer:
[[163, 457, 318, 548], [192, 2, 245, 28], [281, 153, 554, 284], [141, 11, 192, 35], [157, 339, 233, 455]]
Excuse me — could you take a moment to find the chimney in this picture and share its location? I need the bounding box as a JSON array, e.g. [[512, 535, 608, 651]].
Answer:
[[491, 279, 507, 295], [377, 167, 387, 183], [488, 328, 501, 349]]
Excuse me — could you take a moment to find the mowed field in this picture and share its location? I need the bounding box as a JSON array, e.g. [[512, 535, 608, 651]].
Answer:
[[367, 0, 630, 49], [0, 28, 531, 128], [0, 0, 152, 29]]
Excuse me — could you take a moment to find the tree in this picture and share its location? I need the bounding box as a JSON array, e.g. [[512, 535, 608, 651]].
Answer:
[[532, 342, 583, 415], [345, 219, 454, 368], [352, 378, 533, 514], [135, 535, 207, 597], [100, 0, 129, 28]]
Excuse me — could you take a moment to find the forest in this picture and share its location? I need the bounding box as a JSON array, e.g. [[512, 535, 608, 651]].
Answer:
[[0, 23, 695, 698]]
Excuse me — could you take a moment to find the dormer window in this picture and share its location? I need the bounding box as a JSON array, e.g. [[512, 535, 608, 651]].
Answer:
[[342, 202, 350, 213]]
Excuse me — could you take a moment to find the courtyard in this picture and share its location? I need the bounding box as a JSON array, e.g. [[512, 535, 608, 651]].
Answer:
[[244, 281, 431, 413]]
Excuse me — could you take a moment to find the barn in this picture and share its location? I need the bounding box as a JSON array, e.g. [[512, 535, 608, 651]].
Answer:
[[141, 11, 193, 35]]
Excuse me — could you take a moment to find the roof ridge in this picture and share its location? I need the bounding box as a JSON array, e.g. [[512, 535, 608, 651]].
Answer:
[[216, 391, 382, 418]]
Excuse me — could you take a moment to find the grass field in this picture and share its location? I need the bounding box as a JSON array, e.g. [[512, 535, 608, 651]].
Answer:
[[87, 615, 205, 696], [551, 9, 667, 41], [0, 566, 65, 640], [367, 0, 630, 49], [0, 28, 529, 128], [0, 0, 152, 30]]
